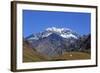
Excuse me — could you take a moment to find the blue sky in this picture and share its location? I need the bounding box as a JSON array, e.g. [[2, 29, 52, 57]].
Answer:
[[23, 10, 91, 37]]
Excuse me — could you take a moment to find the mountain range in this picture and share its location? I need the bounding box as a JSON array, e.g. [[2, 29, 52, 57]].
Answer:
[[24, 27, 91, 58]]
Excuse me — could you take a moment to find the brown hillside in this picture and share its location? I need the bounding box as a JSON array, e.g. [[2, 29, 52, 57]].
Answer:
[[23, 41, 51, 62]]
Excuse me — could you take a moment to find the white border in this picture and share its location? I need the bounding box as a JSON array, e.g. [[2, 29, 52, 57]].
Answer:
[[17, 3, 96, 69]]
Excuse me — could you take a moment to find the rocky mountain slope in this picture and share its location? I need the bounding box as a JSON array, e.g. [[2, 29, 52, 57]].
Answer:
[[24, 27, 91, 58]]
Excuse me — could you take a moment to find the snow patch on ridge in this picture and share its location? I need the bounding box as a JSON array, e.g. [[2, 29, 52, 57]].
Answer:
[[60, 34, 78, 39]]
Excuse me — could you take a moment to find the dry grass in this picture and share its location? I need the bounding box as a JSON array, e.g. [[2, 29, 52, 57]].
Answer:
[[52, 52, 91, 60]]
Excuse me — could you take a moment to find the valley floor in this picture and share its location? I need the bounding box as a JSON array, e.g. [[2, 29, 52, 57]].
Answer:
[[52, 52, 90, 61]]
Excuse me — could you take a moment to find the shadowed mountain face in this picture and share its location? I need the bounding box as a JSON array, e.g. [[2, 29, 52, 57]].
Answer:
[[24, 27, 91, 58], [79, 34, 91, 53]]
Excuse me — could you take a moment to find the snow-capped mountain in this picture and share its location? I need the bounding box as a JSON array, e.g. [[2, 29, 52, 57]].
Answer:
[[26, 27, 79, 42], [24, 27, 91, 58], [24, 27, 82, 57]]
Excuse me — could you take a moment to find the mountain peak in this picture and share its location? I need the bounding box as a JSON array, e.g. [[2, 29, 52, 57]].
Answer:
[[44, 27, 78, 39], [26, 27, 79, 42]]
